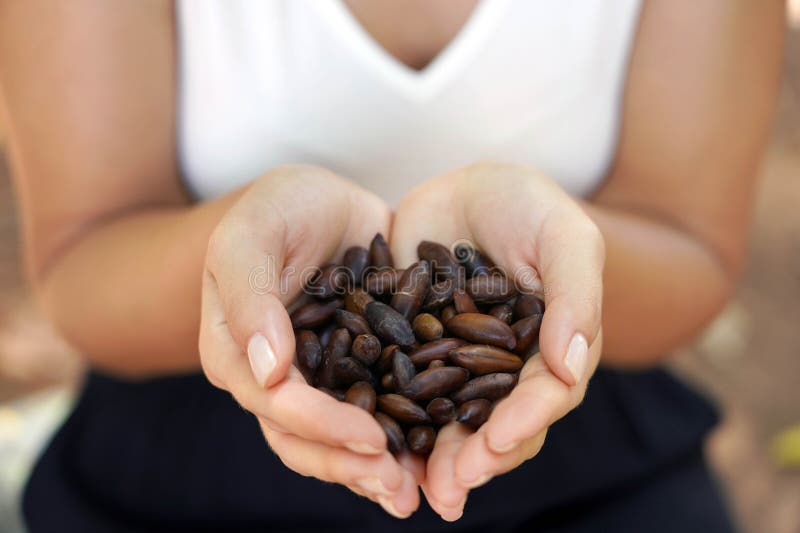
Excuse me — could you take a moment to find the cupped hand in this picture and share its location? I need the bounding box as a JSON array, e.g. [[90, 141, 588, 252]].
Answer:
[[391, 162, 605, 520], [199, 165, 420, 517]]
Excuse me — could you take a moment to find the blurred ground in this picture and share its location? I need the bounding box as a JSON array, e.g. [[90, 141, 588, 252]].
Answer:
[[0, 17, 798, 533]]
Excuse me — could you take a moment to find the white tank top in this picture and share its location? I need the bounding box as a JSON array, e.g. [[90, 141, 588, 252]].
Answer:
[[177, 0, 642, 206]]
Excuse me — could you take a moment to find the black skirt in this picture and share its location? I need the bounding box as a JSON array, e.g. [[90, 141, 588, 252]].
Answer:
[[23, 367, 735, 532]]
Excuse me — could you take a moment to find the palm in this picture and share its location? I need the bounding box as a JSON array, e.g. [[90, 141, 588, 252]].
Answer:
[[390, 163, 604, 520]]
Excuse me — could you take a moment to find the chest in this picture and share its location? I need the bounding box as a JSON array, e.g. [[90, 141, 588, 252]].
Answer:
[[341, 0, 480, 71], [177, 0, 642, 205]]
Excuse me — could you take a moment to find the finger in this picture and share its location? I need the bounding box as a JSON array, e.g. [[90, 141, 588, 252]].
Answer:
[[207, 167, 391, 388], [391, 177, 468, 268], [396, 451, 427, 485], [422, 422, 472, 521], [201, 272, 387, 453], [482, 354, 587, 454], [533, 207, 604, 386], [261, 422, 418, 517], [453, 427, 547, 488], [205, 214, 295, 389]]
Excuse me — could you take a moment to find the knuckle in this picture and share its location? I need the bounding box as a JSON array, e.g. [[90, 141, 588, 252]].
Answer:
[[205, 224, 231, 271]]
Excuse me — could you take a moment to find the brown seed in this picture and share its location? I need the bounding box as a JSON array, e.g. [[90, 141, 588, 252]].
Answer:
[[466, 274, 517, 304], [409, 338, 467, 367], [369, 233, 394, 268], [511, 314, 541, 357], [334, 309, 372, 337], [333, 357, 372, 388], [374, 412, 405, 453], [295, 330, 322, 371], [400, 366, 470, 402], [290, 299, 344, 329], [422, 278, 456, 311], [453, 243, 494, 278], [453, 288, 479, 314], [345, 381, 376, 413], [428, 359, 446, 369], [488, 303, 514, 324], [448, 344, 524, 375], [344, 288, 374, 316], [514, 294, 545, 320], [377, 394, 430, 424], [351, 334, 382, 366], [318, 323, 337, 347], [381, 372, 396, 391], [407, 426, 436, 455], [426, 397, 457, 425], [412, 313, 444, 342], [450, 373, 518, 405], [343, 246, 370, 286], [417, 241, 460, 281], [392, 350, 416, 390], [365, 301, 416, 347], [317, 328, 352, 388], [364, 268, 401, 295], [391, 261, 430, 320], [306, 264, 350, 298], [445, 313, 517, 350], [440, 305, 457, 324], [376, 344, 399, 375], [457, 399, 492, 430]]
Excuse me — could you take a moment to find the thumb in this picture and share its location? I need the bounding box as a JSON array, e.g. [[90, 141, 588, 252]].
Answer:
[[206, 217, 296, 389], [533, 211, 605, 386]]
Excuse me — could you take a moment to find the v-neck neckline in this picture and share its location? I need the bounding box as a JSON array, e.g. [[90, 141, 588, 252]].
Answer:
[[314, 0, 509, 101]]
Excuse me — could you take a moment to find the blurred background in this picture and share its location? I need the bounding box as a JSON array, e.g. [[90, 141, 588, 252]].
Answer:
[[0, 5, 798, 533]]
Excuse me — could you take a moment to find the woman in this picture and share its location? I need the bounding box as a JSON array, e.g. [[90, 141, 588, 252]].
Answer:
[[0, 0, 784, 531]]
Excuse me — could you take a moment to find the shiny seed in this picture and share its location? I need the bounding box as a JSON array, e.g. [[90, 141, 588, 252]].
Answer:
[[407, 426, 436, 455], [412, 313, 444, 342], [369, 233, 394, 268], [446, 313, 517, 350], [377, 394, 430, 424], [426, 397, 457, 425], [290, 299, 344, 329], [448, 344, 524, 375], [345, 381, 376, 413], [466, 275, 517, 303], [374, 412, 405, 453], [409, 338, 467, 367], [400, 366, 470, 402], [450, 373, 518, 404], [457, 399, 492, 430], [391, 261, 430, 320]]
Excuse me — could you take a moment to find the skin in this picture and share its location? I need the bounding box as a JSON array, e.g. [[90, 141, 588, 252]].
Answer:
[[0, 0, 784, 523]]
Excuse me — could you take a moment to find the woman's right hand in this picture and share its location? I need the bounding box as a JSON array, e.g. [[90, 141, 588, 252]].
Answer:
[[199, 165, 420, 518]]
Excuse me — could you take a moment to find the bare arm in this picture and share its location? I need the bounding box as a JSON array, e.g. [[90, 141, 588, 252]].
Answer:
[[589, 0, 785, 365], [0, 0, 236, 376]]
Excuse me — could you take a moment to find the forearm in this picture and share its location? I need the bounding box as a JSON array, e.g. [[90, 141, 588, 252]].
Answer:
[[583, 202, 737, 367], [36, 189, 244, 378]]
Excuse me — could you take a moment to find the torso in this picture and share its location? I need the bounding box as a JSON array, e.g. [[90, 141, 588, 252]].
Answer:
[[177, 0, 642, 205]]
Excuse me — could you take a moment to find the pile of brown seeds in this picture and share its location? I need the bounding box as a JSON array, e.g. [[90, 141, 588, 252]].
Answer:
[[292, 234, 544, 456]]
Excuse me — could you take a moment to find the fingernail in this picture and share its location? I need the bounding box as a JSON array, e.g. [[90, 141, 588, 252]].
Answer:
[[439, 496, 467, 522], [355, 477, 393, 496], [564, 333, 588, 384], [345, 441, 382, 455], [247, 333, 276, 387], [461, 473, 492, 489], [378, 496, 411, 519]]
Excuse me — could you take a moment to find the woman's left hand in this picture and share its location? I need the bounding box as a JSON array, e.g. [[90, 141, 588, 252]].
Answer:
[[391, 162, 605, 521]]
